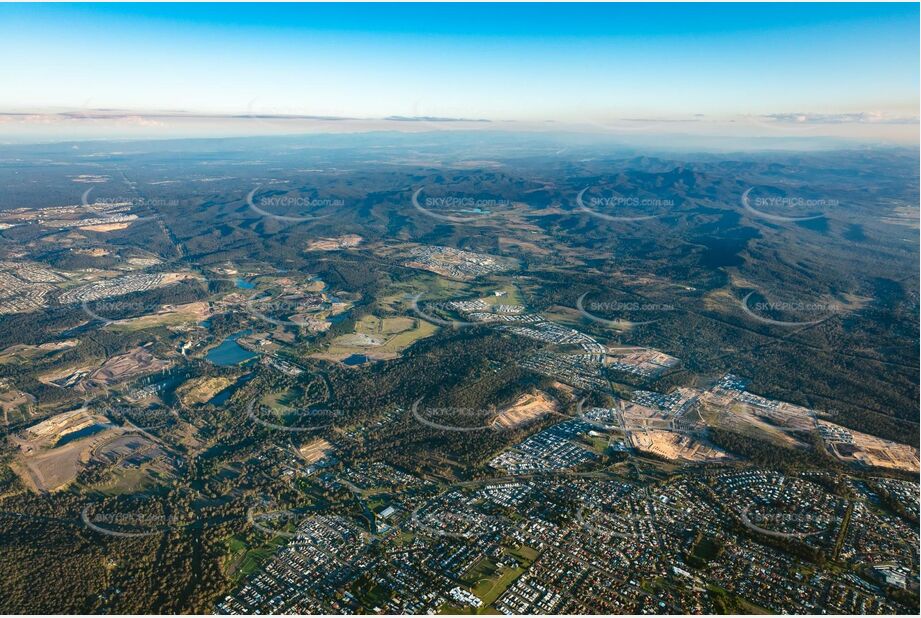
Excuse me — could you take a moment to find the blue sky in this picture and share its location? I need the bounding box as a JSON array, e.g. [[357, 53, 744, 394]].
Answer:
[[0, 3, 917, 142]]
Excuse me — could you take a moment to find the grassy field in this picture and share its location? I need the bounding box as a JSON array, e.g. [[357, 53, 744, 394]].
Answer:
[[453, 547, 538, 613], [0, 389, 35, 425], [477, 283, 522, 307], [376, 275, 469, 313], [582, 433, 612, 454], [0, 340, 78, 364], [88, 464, 163, 496], [224, 533, 290, 583], [462, 557, 498, 585], [315, 314, 437, 362], [177, 375, 236, 406], [508, 544, 539, 563], [107, 302, 210, 332], [260, 386, 304, 411], [471, 564, 524, 609]]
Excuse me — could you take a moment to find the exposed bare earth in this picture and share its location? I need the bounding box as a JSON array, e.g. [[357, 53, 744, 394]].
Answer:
[[629, 430, 731, 463], [81, 346, 171, 391], [699, 391, 816, 449], [10, 410, 116, 492], [604, 348, 679, 373], [79, 222, 132, 232], [306, 234, 363, 251], [0, 388, 36, 425], [493, 391, 558, 429], [298, 438, 333, 465], [0, 389, 35, 411], [109, 301, 211, 330], [819, 421, 919, 473], [9, 409, 169, 493]]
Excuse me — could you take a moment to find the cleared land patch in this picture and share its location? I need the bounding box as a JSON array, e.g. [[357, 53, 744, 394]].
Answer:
[[108, 301, 211, 331], [818, 421, 919, 473], [315, 315, 437, 362], [0, 339, 79, 364], [177, 375, 236, 406], [629, 430, 731, 464], [10, 409, 118, 492], [298, 438, 333, 465], [493, 391, 558, 429], [306, 234, 363, 251]]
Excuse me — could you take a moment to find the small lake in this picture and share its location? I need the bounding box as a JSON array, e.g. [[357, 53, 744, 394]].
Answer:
[[208, 373, 255, 406], [206, 330, 258, 366], [342, 353, 369, 366], [234, 278, 255, 289], [56, 423, 108, 446]]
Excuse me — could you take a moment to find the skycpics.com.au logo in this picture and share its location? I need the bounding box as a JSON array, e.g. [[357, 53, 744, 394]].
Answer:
[[246, 399, 343, 432], [576, 292, 675, 329], [411, 397, 569, 433], [739, 504, 831, 539], [741, 187, 836, 223], [576, 187, 672, 222], [411, 399, 504, 432], [81, 494, 195, 538], [408, 294, 484, 329], [81, 187, 164, 223], [740, 292, 842, 327], [246, 187, 339, 222], [411, 187, 508, 223]]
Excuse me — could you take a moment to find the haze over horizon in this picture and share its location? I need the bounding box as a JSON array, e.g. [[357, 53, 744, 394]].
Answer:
[[0, 4, 919, 615], [0, 2, 918, 145]]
